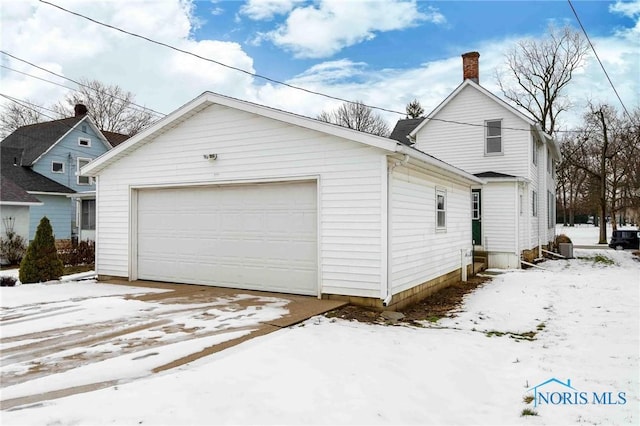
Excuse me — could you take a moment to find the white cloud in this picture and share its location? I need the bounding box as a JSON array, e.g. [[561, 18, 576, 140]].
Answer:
[[0, 0, 636, 137], [240, 0, 304, 20], [0, 0, 256, 117], [264, 0, 439, 58]]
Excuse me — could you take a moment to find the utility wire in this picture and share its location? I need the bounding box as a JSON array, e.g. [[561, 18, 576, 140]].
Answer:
[[1, 50, 166, 118], [27, 0, 584, 135], [567, 0, 632, 120]]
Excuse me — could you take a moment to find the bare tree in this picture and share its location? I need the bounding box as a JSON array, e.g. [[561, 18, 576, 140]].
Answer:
[[0, 100, 47, 138], [53, 79, 155, 136], [496, 25, 589, 135], [405, 99, 424, 119], [318, 101, 390, 137]]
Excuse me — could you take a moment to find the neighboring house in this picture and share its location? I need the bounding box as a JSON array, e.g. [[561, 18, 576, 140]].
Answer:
[[0, 177, 43, 264], [390, 52, 561, 268], [0, 104, 128, 242], [82, 92, 483, 310]]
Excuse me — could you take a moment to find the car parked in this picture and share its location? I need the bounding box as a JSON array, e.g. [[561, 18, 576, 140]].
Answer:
[[608, 229, 640, 250]]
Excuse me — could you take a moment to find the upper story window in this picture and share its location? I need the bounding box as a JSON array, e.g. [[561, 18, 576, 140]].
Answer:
[[78, 137, 91, 147], [52, 161, 64, 173], [532, 140, 538, 165], [547, 148, 552, 173], [436, 188, 447, 230], [77, 158, 92, 185], [485, 120, 502, 155]]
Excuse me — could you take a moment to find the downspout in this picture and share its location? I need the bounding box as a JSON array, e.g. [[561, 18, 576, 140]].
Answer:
[[515, 181, 520, 268], [383, 154, 409, 307]]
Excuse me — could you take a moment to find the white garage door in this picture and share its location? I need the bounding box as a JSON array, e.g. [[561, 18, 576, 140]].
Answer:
[[136, 181, 317, 295]]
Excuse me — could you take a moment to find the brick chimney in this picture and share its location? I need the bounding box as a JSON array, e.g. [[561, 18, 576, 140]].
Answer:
[[74, 103, 88, 117], [462, 51, 480, 84]]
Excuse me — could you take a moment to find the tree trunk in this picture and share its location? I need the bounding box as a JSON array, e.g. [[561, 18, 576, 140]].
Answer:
[[597, 110, 608, 244]]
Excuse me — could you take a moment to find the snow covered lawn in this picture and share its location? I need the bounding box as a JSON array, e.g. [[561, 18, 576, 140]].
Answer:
[[1, 250, 639, 425], [556, 223, 638, 246]]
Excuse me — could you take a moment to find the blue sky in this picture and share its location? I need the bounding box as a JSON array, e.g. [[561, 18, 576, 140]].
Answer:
[[1, 0, 638, 130]]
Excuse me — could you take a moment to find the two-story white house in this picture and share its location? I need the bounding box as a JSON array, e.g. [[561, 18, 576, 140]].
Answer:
[[391, 52, 561, 268]]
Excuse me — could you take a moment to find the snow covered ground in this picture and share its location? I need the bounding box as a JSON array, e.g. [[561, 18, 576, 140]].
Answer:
[[1, 247, 638, 424], [556, 223, 638, 246]]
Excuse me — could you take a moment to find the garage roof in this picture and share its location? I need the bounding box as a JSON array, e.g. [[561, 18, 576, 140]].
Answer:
[[82, 91, 483, 185]]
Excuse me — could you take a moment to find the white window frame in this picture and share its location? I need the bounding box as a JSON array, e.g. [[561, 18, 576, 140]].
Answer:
[[532, 190, 538, 217], [77, 157, 92, 185], [78, 137, 91, 147], [532, 139, 538, 165], [547, 148, 552, 173], [436, 188, 447, 230], [471, 192, 480, 220], [51, 161, 65, 173], [81, 199, 96, 230], [485, 119, 503, 155]]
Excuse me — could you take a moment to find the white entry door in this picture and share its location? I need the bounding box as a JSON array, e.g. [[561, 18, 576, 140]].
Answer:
[[136, 181, 317, 295]]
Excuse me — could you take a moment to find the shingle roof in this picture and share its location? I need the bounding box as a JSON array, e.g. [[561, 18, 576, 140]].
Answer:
[[389, 118, 425, 145], [0, 176, 42, 203], [474, 171, 516, 178], [0, 147, 75, 194], [0, 116, 84, 165], [101, 130, 130, 147]]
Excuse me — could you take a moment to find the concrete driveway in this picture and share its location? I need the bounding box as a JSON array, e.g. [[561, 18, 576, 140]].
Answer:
[[0, 280, 345, 410]]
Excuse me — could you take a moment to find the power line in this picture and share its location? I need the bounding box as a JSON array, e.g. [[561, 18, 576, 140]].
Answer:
[[567, 0, 632, 120], [1, 50, 166, 118], [0, 93, 64, 117], [35, 1, 586, 135]]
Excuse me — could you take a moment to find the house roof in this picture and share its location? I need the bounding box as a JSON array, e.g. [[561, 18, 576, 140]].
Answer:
[[82, 91, 484, 185], [474, 171, 516, 178], [0, 147, 75, 194], [409, 79, 561, 160], [389, 118, 424, 145], [0, 115, 114, 165], [0, 176, 43, 205], [101, 130, 130, 147]]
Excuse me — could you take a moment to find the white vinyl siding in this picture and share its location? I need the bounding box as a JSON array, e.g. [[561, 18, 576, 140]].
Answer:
[[480, 182, 516, 253], [414, 85, 529, 177], [389, 163, 471, 294], [95, 104, 385, 298]]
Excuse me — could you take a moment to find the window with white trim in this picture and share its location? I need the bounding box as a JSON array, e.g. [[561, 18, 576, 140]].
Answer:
[[77, 158, 92, 185], [52, 161, 64, 173], [547, 148, 552, 173], [78, 137, 91, 147], [436, 189, 446, 229], [532, 190, 538, 217], [81, 199, 96, 230], [485, 120, 502, 154], [532, 140, 538, 165], [472, 192, 480, 220]]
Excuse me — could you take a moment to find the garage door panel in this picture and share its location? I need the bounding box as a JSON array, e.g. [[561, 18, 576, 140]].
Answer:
[[136, 181, 317, 295]]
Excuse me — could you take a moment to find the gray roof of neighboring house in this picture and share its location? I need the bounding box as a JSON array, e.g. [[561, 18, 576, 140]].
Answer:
[[101, 130, 130, 146], [0, 147, 75, 194], [474, 171, 516, 178], [389, 118, 425, 145], [0, 116, 85, 166], [0, 176, 42, 203]]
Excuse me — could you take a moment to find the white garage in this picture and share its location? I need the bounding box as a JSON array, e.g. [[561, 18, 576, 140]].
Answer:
[[135, 181, 318, 295], [84, 91, 481, 310]]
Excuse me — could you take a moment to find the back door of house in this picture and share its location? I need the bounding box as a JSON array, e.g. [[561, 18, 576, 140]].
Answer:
[[472, 189, 481, 245]]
